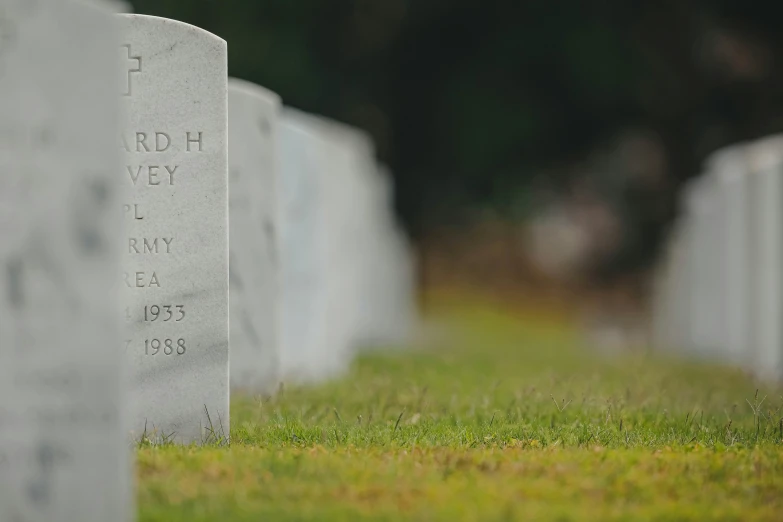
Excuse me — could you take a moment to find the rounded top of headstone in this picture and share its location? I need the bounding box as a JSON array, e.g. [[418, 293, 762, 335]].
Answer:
[[119, 14, 226, 48], [666, 218, 686, 248], [280, 107, 329, 142], [368, 162, 394, 205], [281, 108, 375, 158], [228, 78, 281, 105], [322, 120, 375, 158], [680, 174, 716, 215], [705, 143, 748, 185], [746, 134, 783, 173]]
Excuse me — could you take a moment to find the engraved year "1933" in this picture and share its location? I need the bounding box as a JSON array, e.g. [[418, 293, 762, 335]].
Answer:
[[144, 304, 185, 322], [125, 305, 186, 322], [145, 338, 187, 356]]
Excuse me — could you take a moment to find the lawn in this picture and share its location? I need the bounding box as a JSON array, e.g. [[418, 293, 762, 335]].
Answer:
[[137, 294, 783, 521]]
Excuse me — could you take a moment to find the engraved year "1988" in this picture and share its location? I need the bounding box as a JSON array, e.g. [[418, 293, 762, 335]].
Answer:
[[145, 338, 187, 356]]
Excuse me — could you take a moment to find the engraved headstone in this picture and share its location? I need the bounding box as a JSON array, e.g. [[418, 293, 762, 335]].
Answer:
[[0, 0, 130, 520], [120, 14, 229, 443], [228, 79, 281, 393]]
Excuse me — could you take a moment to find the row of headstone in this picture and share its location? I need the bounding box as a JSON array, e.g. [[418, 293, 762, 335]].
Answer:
[[651, 136, 783, 381], [0, 2, 417, 520]]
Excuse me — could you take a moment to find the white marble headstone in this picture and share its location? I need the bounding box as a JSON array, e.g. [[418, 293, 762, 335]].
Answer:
[[297, 115, 381, 370], [652, 221, 690, 353], [278, 109, 331, 383], [668, 224, 692, 352], [363, 164, 417, 347], [329, 126, 379, 351], [228, 78, 281, 394], [286, 116, 418, 357], [0, 0, 130, 520], [746, 136, 783, 381], [651, 230, 676, 352], [709, 146, 750, 364], [681, 177, 713, 356], [304, 117, 380, 354], [699, 170, 727, 359], [120, 14, 229, 443], [313, 121, 364, 367]]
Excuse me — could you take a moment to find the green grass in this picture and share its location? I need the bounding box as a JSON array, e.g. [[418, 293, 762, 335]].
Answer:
[[138, 296, 783, 521]]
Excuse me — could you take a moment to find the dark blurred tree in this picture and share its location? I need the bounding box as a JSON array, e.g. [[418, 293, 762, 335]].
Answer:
[[131, 0, 783, 274]]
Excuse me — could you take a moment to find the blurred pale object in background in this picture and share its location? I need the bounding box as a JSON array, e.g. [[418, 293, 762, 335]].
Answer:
[[0, 0, 130, 520]]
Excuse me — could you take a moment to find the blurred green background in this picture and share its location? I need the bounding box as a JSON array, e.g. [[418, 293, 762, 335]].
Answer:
[[131, 0, 783, 279]]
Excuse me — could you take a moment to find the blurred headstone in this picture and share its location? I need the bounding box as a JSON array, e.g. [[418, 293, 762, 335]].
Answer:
[[120, 14, 229, 444], [287, 115, 419, 359], [111, 1, 132, 12], [310, 119, 417, 352], [661, 223, 691, 353], [650, 231, 674, 351], [278, 109, 330, 382], [228, 78, 281, 394], [318, 120, 372, 361], [702, 169, 729, 359], [746, 136, 783, 381], [363, 164, 417, 347], [682, 175, 721, 358], [83, 0, 132, 12], [710, 146, 751, 364], [277, 109, 419, 382], [0, 0, 131, 520]]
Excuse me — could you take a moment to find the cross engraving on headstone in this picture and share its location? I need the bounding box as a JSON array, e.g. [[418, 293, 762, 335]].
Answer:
[[121, 44, 141, 97]]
